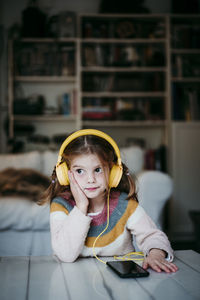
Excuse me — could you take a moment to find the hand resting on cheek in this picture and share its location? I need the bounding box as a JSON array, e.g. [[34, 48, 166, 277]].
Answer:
[[68, 171, 89, 215]]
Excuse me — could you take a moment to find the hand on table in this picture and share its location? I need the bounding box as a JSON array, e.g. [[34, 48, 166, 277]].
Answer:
[[142, 248, 178, 273]]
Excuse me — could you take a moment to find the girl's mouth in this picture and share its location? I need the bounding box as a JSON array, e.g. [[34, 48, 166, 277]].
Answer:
[[85, 187, 98, 191]]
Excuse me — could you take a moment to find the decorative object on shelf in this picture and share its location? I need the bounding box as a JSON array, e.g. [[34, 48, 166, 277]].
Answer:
[[21, 0, 47, 38], [115, 21, 135, 38], [13, 95, 45, 115], [60, 93, 71, 115], [46, 12, 77, 38], [13, 123, 35, 136], [57, 11, 76, 38]]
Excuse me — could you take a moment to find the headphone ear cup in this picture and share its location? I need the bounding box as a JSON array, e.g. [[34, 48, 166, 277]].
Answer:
[[56, 162, 70, 186], [109, 164, 123, 188]]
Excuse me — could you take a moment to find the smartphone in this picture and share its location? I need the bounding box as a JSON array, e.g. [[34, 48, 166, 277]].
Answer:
[[106, 260, 149, 278]]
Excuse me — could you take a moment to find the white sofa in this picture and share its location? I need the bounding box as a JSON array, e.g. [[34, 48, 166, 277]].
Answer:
[[0, 148, 173, 256]]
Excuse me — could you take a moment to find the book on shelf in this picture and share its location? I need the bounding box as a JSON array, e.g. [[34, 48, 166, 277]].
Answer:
[[116, 98, 163, 121], [58, 89, 78, 116], [82, 43, 165, 68], [172, 24, 200, 49], [172, 83, 200, 121], [82, 97, 114, 120], [83, 75, 114, 92], [81, 17, 166, 39], [14, 41, 76, 76], [187, 89, 200, 121], [59, 44, 76, 76], [82, 106, 113, 120]]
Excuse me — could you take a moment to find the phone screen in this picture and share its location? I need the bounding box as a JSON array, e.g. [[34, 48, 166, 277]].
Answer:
[[107, 260, 149, 278]]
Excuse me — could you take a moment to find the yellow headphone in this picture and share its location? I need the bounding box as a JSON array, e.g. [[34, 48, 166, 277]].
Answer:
[[56, 129, 123, 188]]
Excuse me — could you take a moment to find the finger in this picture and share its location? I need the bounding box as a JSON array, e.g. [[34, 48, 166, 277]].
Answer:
[[143, 260, 162, 273], [142, 257, 150, 269], [68, 170, 71, 181], [68, 172, 79, 194], [171, 263, 178, 272], [146, 258, 170, 273], [150, 263, 162, 272], [142, 261, 148, 269], [164, 262, 178, 273], [68, 171, 79, 191], [68, 170, 74, 184], [156, 261, 177, 273]]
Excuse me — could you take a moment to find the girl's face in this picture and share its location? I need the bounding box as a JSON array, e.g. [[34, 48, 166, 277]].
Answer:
[[70, 153, 110, 200]]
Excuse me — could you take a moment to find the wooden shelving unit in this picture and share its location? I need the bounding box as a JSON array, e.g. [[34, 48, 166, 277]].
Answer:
[[8, 37, 81, 145], [169, 15, 200, 239], [78, 14, 169, 148], [7, 14, 200, 151], [170, 15, 200, 122]]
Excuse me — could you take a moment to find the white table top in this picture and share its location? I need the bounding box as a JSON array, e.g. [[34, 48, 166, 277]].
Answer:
[[0, 250, 199, 300]]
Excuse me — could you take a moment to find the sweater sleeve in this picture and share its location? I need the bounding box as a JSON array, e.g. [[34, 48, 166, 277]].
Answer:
[[127, 205, 174, 261], [50, 206, 91, 262]]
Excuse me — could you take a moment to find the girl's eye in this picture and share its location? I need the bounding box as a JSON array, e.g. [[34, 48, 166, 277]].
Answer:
[[95, 167, 102, 173], [76, 169, 84, 174]]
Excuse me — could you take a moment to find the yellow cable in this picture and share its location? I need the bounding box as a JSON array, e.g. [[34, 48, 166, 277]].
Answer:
[[92, 189, 144, 264], [114, 251, 144, 262], [92, 188, 111, 264]]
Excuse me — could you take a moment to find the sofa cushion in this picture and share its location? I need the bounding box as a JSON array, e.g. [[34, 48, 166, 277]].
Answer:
[[0, 151, 41, 173], [0, 197, 50, 230]]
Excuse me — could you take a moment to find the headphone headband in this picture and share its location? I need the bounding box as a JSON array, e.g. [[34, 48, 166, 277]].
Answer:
[[57, 129, 121, 166], [56, 129, 123, 187]]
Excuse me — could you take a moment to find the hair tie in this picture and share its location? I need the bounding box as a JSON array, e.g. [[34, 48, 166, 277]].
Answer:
[[126, 172, 130, 176], [52, 179, 56, 184]]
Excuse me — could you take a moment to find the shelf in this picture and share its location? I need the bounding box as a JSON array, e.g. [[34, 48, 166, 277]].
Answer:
[[80, 13, 167, 18], [171, 49, 200, 54], [13, 115, 77, 122], [81, 67, 167, 72], [14, 76, 77, 83], [171, 78, 200, 82], [170, 14, 200, 18], [81, 38, 166, 44], [82, 92, 166, 98], [18, 38, 77, 43], [172, 121, 200, 125], [83, 120, 166, 127]]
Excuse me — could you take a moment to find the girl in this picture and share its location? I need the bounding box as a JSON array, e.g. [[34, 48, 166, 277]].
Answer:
[[41, 129, 178, 273]]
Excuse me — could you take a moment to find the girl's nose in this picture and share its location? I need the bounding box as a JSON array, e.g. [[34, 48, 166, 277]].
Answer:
[[87, 172, 95, 183]]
